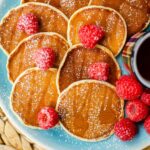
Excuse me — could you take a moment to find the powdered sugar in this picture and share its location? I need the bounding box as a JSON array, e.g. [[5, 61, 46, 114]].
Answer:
[[69, 6, 127, 56], [0, 3, 68, 54], [8, 33, 69, 82], [58, 81, 123, 140]]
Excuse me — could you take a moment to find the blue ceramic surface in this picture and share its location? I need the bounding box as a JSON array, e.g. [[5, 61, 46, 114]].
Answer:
[[0, 0, 150, 149]]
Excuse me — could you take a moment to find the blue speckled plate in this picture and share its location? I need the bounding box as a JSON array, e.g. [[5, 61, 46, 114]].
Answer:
[[0, 0, 150, 150]]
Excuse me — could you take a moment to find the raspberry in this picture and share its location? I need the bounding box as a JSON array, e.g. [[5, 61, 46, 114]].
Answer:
[[88, 62, 109, 81], [141, 90, 150, 106], [33, 48, 55, 70], [116, 75, 143, 100], [38, 107, 59, 129], [144, 116, 150, 134], [17, 15, 25, 31], [79, 24, 105, 49], [17, 13, 39, 35], [126, 100, 149, 122], [114, 118, 137, 141]]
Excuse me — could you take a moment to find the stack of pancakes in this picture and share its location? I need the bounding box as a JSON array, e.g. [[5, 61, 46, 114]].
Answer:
[[0, 0, 149, 141]]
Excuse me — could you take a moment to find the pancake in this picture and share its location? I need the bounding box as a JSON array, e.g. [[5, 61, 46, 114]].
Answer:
[[10, 68, 58, 128], [7, 32, 69, 83], [56, 80, 124, 141], [21, 0, 90, 18], [67, 6, 127, 56], [57, 44, 121, 93], [0, 2, 68, 55], [89, 0, 150, 36]]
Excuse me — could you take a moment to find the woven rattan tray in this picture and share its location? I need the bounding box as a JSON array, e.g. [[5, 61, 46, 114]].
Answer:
[[0, 108, 44, 150]]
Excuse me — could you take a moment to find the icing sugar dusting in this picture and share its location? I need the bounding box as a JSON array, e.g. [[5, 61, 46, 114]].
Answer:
[[0, 1, 149, 150], [58, 82, 122, 140], [0, 3, 68, 53]]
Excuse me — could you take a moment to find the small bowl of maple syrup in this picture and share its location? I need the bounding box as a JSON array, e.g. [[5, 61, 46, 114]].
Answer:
[[132, 32, 150, 88]]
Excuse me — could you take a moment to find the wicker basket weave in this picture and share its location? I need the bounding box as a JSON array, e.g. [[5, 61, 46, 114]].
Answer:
[[0, 108, 44, 150]]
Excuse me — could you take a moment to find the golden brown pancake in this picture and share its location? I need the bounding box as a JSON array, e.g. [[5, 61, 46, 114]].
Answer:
[[57, 44, 121, 93], [56, 80, 124, 141], [7, 32, 69, 83], [11, 68, 58, 128], [89, 0, 150, 36], [0, 2, 68, 55], [68, 6, 127, 56], [21, 0, 90, 18]]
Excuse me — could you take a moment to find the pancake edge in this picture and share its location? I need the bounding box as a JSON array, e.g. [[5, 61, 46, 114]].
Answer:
[[88, 1, 150, 36], [21, 0, 92, 15], [10, 67, 59, 129], [56, 79, 124, 142], [21, 0, 50, 4], [0, 2, 69, 55], [56, 43, 121, 94], [67, 5, 127, 57], [7, 32, 70, 84]]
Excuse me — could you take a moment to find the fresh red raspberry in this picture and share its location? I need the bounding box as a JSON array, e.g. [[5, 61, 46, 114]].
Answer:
[[17, 13, 39, 35], [79, 24, 105, 49], [114, 118, 137, 141], [116, 75, 143, 100], [126, 100, 149, 122], [87, 62, 109, 81], [33, 48, 55, 70], [141, 90, 150, 106], [144, 116, 150, 134], [38, 107, 59, 130]]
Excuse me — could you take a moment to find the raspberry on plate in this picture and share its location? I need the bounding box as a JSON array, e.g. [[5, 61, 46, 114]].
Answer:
[[144, 116, 150, 134], [33, 47, 55, 70], [116, 75, 143, 100], [79, 24, 104, 49], [126, 100, 149, 122], [17, 13, 39, 35], [141, 90, 150, 106], [88, 62, 109, 81], [114, 118, 137, 141], [38, 107, 59, 130]]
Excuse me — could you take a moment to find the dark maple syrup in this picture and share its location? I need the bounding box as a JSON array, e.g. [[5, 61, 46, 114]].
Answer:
[[137, 37, 150, 81]]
